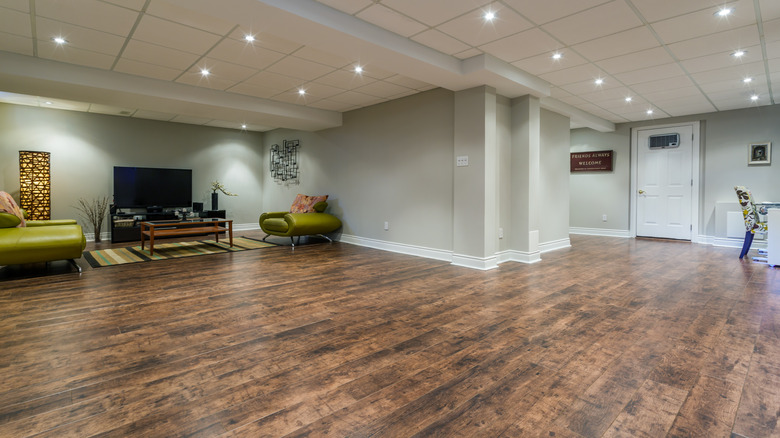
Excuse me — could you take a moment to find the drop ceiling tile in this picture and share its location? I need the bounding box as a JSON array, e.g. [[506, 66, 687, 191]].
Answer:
[[267, 56, 337, 81], [145, 1, 235, 35], [650, 0, 756, 44], [114, 58, 181, 81], [666, 25, 760, 60], [176, 71, 238, 91], [296, 82, 345, 100], [307, 98, 359, 112], [767, 40, 780, 60], [315, 0, 373, 15], [599, 96, 650, 111], [617, 108, 665, 121], [1, 0, 29, 12], [541, 1, 643, 46], [385, 0, 491, 26], [513, 50, 588, 76], [630, 0, 724, 23], [549, 87, 574, 99], [122, 39, 199, 71], [679, 45, 761, 73], [560, 77, 620, 95], [249, 32, 304, 54], [328, 90, 386, 105], [354, 80, 410, 98], [437, 4, 533, 47], [243, 71, 305, 91], [35, 0, 139, 36], [640, 85, 705, 101], [595, 46, 676, 74], [226, 82, 279, 99], [689, 61, 765, 84], [630, 75, 696, 94], [539, 63, 608, 86], [198, 58, 257, 83], [356, 4, 427, 37], [361, 64, 396, 80], [765, 18, 780, 43], [0, 7, 32, 37], [654, 95, 717, 115], [556, 94, 589, 107], [760, 0, 780, 21], [479, 27, 560, 63], [697, 76, 767, 93], [384, 75, 434, 89], [207, 38, 287, 70], [133, 14, 222, 55], [36, 17, 126, 56], [574, 102, 631, 122], [0, 32, 32, 55], [577, 86, 636, 103], [314, 69, 376, 89], [571, 26, 659, 61], [614, 63, 686, 85], [502, 0, 611, 25], [411, 29, 472, 55], [770, 58, 780, 72], [271, 90, 323, 105], [292, 46, 353, 68], [132, 110, 175, 121], [37, 42, 115, 69]]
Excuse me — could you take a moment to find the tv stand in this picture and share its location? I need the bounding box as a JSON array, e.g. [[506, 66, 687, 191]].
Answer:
[[110, 212, 177, 243]]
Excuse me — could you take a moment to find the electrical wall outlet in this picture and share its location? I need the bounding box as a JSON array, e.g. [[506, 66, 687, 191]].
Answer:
[[498, 227, 504, 239], [602, 214, 607, 222], [384, 221, 389, 231], [456, 155, 469, 167]]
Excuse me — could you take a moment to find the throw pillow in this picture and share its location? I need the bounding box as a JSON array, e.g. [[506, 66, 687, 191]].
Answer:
[[0, 192, 26, 227], [290, 194, 328, 213], [0, 191, 26, 227]]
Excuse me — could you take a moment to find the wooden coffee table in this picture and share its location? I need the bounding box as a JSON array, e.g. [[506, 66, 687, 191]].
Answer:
[[140, 218, 233, 256]]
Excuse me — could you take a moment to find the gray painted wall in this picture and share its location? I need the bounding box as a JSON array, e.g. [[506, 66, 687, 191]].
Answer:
[[570, 104, 780, 237], [0, 103, 264, 234], [261, 88, 456, 251]]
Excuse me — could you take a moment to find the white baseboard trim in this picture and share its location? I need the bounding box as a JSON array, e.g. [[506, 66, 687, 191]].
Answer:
[[451, 253, 499, 270], [339, 234, 453, 262], [569, 227, 631, 238], [234, 223, 261, 232], [707, 235, 767, 250], [497, 250, 541, 264], [539, 238, 571, 253]]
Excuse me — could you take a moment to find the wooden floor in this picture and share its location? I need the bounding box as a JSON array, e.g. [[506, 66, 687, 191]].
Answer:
[[1, 232, 779, 437]]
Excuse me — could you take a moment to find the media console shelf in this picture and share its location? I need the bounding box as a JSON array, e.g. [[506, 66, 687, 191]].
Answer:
[[110, 212, 177, 243]]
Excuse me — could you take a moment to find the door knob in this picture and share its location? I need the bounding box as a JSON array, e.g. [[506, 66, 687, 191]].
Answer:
[[639, 190, 646, 194]]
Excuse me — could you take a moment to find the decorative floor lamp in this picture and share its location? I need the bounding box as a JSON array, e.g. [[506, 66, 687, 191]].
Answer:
[[19, 151, 51, 220]]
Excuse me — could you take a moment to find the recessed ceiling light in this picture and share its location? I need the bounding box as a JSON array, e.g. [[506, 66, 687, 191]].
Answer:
[[484, 11, 496, 21], [552, 52, 562, 60], [732, 50, 746, 58], [244, 34, 255, 42], [298, 89, 306, 96], [52, 37, 67, 44], [743, 77, 753, 83], [200, 68, 210, 76], [625, 97, 632, 102], [241, 124, 247, 129], [44, 101, 53, 105], [595, 78, 604, 85], [751, 94, 759, 101], [646, 109, 654, 115], [715, 7, 733, 17], [354, 66, 363, 73]]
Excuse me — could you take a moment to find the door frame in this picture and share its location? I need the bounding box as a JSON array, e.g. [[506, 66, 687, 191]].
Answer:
[[630, 121, 701, 242]]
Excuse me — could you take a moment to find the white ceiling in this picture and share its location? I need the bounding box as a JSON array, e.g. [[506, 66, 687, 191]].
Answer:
[[0, 0, 778, 132]]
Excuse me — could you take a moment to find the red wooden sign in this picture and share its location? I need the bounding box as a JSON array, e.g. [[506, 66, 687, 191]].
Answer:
[[570, 150, 613, 172]]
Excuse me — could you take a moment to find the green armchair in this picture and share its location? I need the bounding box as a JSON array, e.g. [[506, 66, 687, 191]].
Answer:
[[259, 195, 342, 246]]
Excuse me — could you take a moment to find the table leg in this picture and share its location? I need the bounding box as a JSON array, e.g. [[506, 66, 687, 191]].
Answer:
[[140, 224, 145, 251], [229, 221, 233, 248], [149, 233, 155, 256]]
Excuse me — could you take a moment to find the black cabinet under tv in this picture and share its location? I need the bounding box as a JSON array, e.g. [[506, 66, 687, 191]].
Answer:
[[110, 212, 177, 243]]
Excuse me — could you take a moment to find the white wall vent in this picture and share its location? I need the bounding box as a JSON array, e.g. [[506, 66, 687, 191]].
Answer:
[[648, 133, 680, 148]]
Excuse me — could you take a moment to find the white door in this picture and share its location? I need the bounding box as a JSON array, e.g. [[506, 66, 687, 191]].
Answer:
[[636, 125, 693, 240]]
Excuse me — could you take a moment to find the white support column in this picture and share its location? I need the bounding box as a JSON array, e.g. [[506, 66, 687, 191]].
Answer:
[[509, 95, 542, 263]]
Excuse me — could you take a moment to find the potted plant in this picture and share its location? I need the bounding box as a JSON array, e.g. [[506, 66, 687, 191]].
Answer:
[[210, 181, 237, 210], [74, 197, 110, 242]]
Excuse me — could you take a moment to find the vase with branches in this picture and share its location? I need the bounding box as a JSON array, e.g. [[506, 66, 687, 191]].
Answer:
[[210, 181, 237, 210], [74, 197, 110, 242]]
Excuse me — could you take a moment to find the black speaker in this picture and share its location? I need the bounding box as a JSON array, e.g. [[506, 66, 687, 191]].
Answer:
[[193, 202, 203, 212]]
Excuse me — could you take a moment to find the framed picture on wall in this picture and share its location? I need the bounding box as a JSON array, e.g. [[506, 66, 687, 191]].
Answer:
[[748, 142, 771, 165]]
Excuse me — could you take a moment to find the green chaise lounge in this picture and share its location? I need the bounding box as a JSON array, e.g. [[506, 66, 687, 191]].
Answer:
[[0, 192, 86, 273], [259, 194, 342, 247]]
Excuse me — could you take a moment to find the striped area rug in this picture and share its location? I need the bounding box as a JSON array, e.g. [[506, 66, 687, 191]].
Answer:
[[83, 236, 276, 268]]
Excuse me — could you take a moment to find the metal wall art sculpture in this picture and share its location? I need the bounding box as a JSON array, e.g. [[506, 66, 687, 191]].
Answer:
[[270, 139, 300, 184]]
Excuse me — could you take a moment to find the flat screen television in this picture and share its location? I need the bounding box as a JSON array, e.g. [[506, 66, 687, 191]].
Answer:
[[113, 166, 192, 208]]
